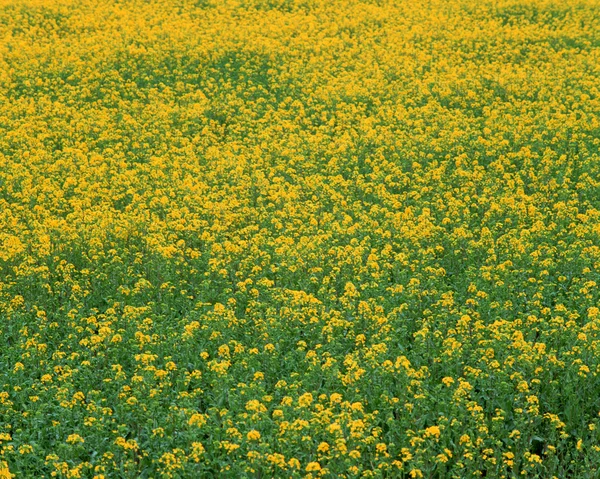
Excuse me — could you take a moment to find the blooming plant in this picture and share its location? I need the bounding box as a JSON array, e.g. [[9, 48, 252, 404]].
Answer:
[[1, 0, 600, 477]]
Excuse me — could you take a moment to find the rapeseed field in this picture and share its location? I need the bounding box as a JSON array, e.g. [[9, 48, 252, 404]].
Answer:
[[1, 0, 600, 477]]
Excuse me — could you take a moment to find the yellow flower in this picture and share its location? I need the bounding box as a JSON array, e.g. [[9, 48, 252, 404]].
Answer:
[[517, 381, 529, 392], [218, 345, 230, 357], [306, 462, 321, 472], [0, 461, 14, 479], [66, 434, 84, 445], [165, 361, 177, 371], [529, 453, 543, 464], [298, 393, 313, 407], [267, 453, 286, 468], [247, 430, 261, 441], [189, 413, 207, 427], [442, 377, 454, 387], [246, 400, 267, 413], [114, 437, 138, 451], [317, 442, 330, 453], [18, 445, 33, 455]]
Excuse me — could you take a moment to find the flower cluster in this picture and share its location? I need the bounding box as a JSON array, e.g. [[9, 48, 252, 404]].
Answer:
[[1, 0, 600, 477]]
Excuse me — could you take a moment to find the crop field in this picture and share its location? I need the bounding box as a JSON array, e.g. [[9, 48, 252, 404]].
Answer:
[[1, 0, 600, 477]]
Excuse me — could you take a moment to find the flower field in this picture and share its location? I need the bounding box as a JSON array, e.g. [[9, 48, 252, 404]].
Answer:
[[1, 0, 600, 477]]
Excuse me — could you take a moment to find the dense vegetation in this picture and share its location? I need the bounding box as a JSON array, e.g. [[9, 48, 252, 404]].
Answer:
[[1, 0, 600, 477]]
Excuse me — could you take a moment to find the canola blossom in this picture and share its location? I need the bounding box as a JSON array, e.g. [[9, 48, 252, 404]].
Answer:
[[1, 0, 600, 477]]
